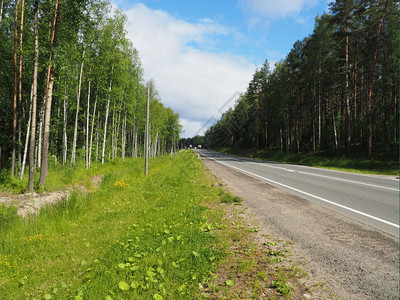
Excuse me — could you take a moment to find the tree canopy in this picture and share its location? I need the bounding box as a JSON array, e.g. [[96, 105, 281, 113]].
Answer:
[[0, 0, 182, 189], [205, 0, 399, 159]]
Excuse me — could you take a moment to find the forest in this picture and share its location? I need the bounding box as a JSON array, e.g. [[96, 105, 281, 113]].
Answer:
[[204, 0, 399, 160], [0, 0, 181, 191]]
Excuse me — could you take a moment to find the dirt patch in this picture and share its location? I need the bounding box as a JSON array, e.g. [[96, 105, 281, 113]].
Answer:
[[0, 190, 70, 217], [199, 154, 399, 300], [0, 174, 104, 217]]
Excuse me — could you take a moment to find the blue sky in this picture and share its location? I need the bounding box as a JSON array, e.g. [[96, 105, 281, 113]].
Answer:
[[112, 0, 330, 137]]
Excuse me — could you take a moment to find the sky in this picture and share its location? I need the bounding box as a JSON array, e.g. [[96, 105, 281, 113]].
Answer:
[[111, 0, 331, 138]]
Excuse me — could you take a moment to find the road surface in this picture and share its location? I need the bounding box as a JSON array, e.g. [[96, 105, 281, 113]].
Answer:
[[198, 149, 399, 237], [197, 149, 399, 299]]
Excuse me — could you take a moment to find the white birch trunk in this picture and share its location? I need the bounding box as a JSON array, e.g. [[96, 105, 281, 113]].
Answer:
[[89, 96, 97, 168], [115, 102, 122, 159], [102, 66, 113, 164], [85, 79, 91, 169], [122, 114, 126, 162], [95, 121, 99, 162], [332, 106, 338, 151], [37, 95, 45, 168], [71, 48, 85, 165], [102, 98, 110, 164], [144, 88, 150, 175], [20, 85, 33, 180], [62, 83, 68, 165], [0, 0, 3, 25]]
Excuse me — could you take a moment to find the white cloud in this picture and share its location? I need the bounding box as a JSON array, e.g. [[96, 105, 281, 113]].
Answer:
[[240, 0, 319, 19], [123, 4, 255, 138], [179, 119, 210, 138]]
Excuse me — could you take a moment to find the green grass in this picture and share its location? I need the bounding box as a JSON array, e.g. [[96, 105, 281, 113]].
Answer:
[[0, 152, 228, 299], [219, 147, 399, 176], [0, 150, 329, 299]]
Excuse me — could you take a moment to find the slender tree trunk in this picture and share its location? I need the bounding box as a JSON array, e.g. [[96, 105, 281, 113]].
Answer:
[[62, 83, 68, 165], [344, 12, 351, 157], [318, 68, 321, 151], [85, 79, 91, 169], [0, 0, 4, 25], [111, 100, 115, 159], [366, 12, 384, 159], [154, 132, 158, 157], [71, 48, 85, 165], [37, 95, 45, 168], [332, 105, 338, 152], [39, 72, 55, 187], [20, 85, 32, 180], [17, 0, 25, 169], [144, 87, 150, 175], [122, 114, 126, 162], [134, 128, 138, 158], [353, 40, 359, 145], [28, 0, 39, 192], [89, 96, 97, 168], [102, 98, 110, 164], [39, 0, 60, 188], [102, 66, 113, 164], [96, 121, 99, 162], [114, 100, 122, 159], [173, 132, 176, 159], [12, 0, 19, 177]]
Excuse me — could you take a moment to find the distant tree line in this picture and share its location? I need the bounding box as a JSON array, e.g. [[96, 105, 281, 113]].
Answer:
[[180, 135, 205, 149], [0, 0, 181, 190], [204, 0, 398, 159]]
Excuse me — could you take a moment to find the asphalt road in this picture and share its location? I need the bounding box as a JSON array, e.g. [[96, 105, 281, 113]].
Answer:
[[198, 149, 399, 237]]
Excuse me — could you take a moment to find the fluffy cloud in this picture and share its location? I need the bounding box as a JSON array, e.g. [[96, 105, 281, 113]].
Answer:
[[240, 0, 319, 18], [123, 4, 256, 137]]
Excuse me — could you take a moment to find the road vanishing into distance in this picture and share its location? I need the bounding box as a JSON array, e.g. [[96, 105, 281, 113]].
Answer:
[[198, 149, 399, 237]]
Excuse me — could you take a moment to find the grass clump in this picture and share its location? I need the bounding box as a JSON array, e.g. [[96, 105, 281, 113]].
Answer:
[[219, 190, 242, 204]]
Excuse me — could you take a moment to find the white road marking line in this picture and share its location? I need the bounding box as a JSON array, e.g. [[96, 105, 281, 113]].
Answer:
[[204, 153, 399, 229], [247, 162, 398, 192]]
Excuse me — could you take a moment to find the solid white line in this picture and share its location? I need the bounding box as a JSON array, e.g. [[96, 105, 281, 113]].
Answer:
[[247, 162, 398, 192], [296, 170, 399, 192], [204, 153, 399, 229]]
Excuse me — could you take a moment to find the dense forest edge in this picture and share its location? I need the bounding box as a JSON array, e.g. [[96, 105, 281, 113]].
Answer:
[[0, 0, 181, 192], [202, 0, 399, 170]]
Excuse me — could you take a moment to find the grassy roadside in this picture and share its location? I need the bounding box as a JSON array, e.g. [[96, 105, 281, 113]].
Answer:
[[218, 147, 399, 176], [0, 151, 323, 299]]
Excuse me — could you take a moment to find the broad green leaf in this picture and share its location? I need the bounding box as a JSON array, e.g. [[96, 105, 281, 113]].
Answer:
[[118, 281, 130, 291], [225, 279, 235, 286]]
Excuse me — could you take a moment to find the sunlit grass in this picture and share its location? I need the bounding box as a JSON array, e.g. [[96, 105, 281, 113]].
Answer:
[[0, 152, 227, 299]]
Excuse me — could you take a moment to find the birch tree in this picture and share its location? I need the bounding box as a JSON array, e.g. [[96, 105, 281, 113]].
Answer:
[[39, 0, 60, 188]]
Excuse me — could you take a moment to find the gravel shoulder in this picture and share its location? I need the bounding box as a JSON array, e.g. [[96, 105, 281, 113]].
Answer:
[[199, 153, 399, 299]]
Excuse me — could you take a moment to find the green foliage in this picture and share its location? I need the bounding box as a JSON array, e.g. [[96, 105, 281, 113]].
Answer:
[[219, 190, 242, 204], [204, 1, 399, 160], [272, 280, 291, 296], [0, 0, 181, 181]]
